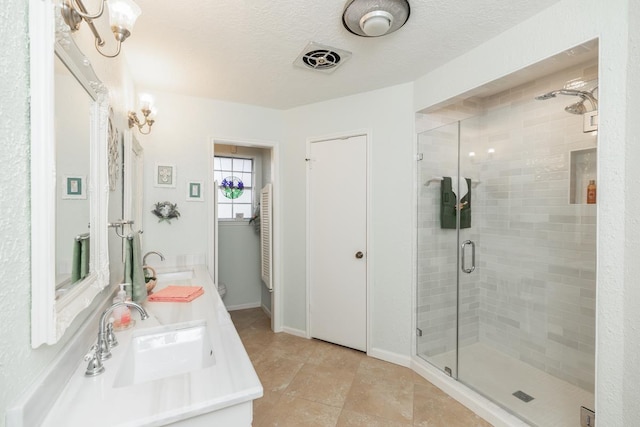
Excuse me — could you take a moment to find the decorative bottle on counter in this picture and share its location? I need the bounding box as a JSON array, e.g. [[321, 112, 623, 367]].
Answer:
[[112, 284, 131, 329], [587, 180, 597, 204]]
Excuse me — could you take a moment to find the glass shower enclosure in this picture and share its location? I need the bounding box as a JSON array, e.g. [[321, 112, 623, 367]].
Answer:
[[416, 91, 597, 426]]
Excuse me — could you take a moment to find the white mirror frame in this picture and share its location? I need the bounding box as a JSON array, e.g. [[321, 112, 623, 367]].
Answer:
[[30, 0, 110, 347]]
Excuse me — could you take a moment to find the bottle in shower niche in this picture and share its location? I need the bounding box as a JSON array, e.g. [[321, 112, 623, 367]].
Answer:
[[587, 180, 597, 204]]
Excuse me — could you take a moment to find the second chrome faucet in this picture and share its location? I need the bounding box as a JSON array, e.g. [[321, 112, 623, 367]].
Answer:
[[85, 301, 149, 376]]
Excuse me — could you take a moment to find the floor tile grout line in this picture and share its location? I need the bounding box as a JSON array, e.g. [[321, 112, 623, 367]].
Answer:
[[233, 308, 490, 427]]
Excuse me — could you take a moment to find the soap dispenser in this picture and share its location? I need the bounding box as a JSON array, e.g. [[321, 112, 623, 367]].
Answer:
[[587, 179, 597, 204], [112, 284, 131, 329]]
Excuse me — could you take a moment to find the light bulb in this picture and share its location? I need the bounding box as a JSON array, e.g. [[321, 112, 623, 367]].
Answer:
[[359, 11, 394, 37], [138, 93, 154, 111], [108, 0, 141, 32]]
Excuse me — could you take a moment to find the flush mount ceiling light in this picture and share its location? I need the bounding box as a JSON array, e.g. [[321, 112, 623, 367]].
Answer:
[[342, 0, 410, 37], [61, 0, 141, 58]]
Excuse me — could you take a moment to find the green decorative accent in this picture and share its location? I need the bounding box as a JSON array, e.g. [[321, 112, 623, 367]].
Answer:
[[220, 176, 244, 199], [151, 201, 181, 224]]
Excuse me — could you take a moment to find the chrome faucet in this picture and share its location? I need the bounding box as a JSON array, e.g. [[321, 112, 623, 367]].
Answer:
[[143, 251, 165, 265], [85, 301, 149, 376]]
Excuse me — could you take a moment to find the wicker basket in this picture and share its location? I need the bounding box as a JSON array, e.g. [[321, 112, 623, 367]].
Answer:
[[143, 265, 157, 293]]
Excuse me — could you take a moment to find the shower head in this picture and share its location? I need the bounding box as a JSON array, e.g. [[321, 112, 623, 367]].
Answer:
[[564, 100, 588, 115]]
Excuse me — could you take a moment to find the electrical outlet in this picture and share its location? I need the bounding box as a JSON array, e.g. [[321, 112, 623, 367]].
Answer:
[[581, 406, 595, 427]]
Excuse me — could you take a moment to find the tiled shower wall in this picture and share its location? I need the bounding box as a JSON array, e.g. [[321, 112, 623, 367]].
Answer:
[[416, 59, 597, 392]]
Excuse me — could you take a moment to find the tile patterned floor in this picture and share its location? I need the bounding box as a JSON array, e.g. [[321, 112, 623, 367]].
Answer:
[[229, 308, 493, 427], [429, 343, 594, 426]]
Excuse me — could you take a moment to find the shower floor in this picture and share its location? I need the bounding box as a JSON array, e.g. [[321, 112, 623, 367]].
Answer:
[[426, 342, 594, 427]]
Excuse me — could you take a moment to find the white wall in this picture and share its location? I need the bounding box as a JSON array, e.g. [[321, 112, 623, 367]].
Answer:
[[0, 0, 136, 424], [283, 84, 415, 359], [0, 3, 43, 424], [218, 223, 262, 308], [413, 0, 640, 424], [139, 90, 284, 267]]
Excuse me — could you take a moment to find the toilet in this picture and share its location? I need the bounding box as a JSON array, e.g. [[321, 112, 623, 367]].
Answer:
[[217, 282, 227, 299]]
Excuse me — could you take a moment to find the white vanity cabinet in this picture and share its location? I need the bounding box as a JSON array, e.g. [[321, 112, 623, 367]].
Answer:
[[41, 265, 263, 427]]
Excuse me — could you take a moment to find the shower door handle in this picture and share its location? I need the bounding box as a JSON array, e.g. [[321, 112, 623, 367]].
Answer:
[[461, 240, 475, 273]]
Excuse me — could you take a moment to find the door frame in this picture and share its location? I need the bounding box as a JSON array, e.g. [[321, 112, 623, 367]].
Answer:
[[305, 129, 372, 354], [208, 136, 283, 333]]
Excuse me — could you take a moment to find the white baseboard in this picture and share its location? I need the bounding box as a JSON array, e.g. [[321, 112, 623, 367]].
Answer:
[[225, 302, 261, 311], [281, 326, 307, 338], [410, 358, 527, 427], [368, 347, 412, 367], [261, 304, 272, 319]]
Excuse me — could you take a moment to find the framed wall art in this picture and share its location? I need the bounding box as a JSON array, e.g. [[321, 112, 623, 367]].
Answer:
[[155, 163, 176, 188], [186, 181, 203, 201], [62, 175, 86, 199]]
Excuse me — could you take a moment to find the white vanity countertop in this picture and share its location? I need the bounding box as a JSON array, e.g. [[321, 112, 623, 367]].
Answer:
[[42, 265, 263, 427]]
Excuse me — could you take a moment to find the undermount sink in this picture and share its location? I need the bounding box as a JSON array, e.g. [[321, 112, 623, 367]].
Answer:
[[114, 320, 215, 388], [155, 269, 194, 282]]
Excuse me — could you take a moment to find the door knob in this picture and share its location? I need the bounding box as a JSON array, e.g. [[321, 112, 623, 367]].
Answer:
[[355, 251, 364, 259]]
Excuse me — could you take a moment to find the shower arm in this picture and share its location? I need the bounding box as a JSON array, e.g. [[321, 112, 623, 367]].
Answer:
[[557, 89, 598, 110], [536, 88, 598, 111]]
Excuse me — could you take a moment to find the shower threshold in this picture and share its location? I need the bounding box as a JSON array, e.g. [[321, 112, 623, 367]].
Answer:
[[426, 342, 594, 426]]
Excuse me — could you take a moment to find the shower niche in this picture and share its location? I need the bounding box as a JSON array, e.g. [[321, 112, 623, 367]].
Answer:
[[570, 147, 597, 204]]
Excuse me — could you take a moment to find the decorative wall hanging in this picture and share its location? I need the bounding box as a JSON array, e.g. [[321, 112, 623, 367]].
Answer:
[[62, 175, 86, 199], [186, 181, 203, 201], [152, 201, 180, 223], [155, 163, 176, 188], [219, 176, 244, 199], [108, 111, 120, 191]]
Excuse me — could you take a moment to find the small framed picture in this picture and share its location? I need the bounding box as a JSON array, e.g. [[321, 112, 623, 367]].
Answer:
[[62, 175, 86, 199], [155, 164, 176, 188], [187, 181, 204, 201]]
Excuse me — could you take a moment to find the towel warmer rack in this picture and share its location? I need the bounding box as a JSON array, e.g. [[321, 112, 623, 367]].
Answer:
[[108, 220, 134, 238]]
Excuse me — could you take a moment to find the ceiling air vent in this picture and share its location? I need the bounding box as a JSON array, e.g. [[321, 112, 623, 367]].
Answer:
[[294, 42, 352, 74]]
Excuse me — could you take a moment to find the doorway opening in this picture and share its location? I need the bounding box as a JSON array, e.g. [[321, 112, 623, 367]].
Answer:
[[209, 138, 281, 332]]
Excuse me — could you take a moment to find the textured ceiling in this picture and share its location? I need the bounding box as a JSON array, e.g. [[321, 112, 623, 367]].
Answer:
[[124, 0, 561, 110]]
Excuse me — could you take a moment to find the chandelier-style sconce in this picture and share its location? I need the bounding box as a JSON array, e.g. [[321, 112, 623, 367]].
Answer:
[[61, 0, 141, 58], [128, 94, 156, 135]]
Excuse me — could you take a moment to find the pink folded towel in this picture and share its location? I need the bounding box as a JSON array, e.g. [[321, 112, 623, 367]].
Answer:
[[148, 285, 204, 302]]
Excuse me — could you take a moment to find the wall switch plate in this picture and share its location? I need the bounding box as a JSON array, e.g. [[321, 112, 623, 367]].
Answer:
[[581, 406, 595, 427], [583, 110, 598, 133]]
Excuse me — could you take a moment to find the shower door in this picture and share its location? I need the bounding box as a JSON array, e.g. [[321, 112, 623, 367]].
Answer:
[[416, 122, 461, 376], [417, 104, 597, 426]]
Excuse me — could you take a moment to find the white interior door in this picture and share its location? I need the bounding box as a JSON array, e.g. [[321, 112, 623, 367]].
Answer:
[[309, 135, 367, 351]]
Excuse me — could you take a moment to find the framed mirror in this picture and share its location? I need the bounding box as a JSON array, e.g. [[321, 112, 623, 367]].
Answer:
[[30, 0, 110, 347]]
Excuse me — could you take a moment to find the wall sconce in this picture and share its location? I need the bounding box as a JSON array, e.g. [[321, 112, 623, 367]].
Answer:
[[61, 0, 141, 58], [128, 94, 156, 135]]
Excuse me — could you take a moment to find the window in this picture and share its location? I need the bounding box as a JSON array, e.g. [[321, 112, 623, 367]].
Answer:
[[214, 156, 254, 220]]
